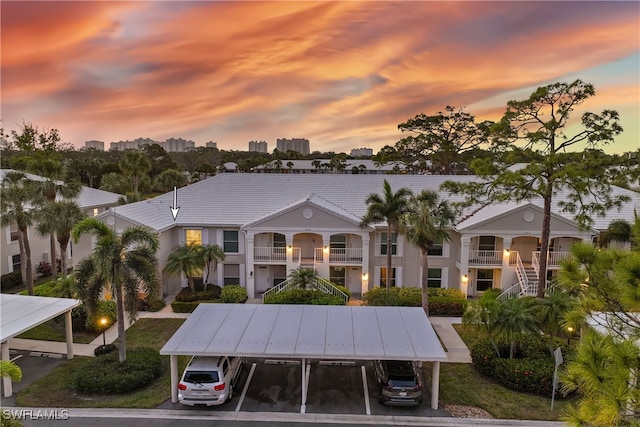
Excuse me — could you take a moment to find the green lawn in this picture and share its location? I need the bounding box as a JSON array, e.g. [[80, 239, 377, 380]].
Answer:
[[17, 318, 96, 344], [16, 318, 188, 408]]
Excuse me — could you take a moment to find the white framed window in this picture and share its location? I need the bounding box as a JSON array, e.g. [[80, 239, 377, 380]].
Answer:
[[379, 232, 397, 256], [6, 223, 19, 244], [185, 229, 202, 246], [223, 264, 240, 285], [476, 269, 494, 291], [478, 236, 496, 251], [329, 266, 346, 286], [379, 266, 397, 288], [11, 254, 21, 273], [223, 230, 239, 253], [427, 268, 442, 288], [427, 241, 443, 256]]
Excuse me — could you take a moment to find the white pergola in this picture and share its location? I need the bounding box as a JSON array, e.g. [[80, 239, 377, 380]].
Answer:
[[160, 304, 447, 411], [0, 294, 81, 397]]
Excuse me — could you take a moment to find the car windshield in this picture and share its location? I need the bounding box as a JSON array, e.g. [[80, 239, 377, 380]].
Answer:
[[388, 376, 417, 388], [183, 371, 219, 384]]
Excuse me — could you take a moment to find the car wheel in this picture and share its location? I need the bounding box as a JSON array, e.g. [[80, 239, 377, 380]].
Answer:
[[227, 385, 234, 402]]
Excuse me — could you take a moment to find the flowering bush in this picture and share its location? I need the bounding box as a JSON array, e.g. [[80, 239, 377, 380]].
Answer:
[[36, 261, 52, 276]]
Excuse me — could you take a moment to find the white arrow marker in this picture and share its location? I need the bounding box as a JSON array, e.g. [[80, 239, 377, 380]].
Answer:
[[170, 186, 180, 220]]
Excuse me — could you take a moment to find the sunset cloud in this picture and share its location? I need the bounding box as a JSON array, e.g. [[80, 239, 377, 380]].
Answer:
[[1, 1, 638, 154]]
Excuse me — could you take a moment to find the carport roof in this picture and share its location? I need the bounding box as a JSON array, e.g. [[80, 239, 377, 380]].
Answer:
[[0, 294, 81, 343], [160, 304, 447, 361]]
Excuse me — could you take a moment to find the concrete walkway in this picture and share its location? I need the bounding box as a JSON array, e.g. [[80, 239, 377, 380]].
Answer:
[[429, 317, 472, 363]]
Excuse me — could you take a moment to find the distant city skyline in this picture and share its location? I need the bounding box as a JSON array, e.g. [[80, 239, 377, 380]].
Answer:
[[2, 1, 638, 154]]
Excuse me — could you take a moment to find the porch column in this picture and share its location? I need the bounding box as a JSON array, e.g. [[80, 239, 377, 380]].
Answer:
[[64, 310, 74, 360], [317, 233, 331, 278], [170, 355, 178, 403], [285, 234, 296, 272], [501, 237, 513, 291], [361, 234, 370, 295], [2, 342, 12, 397], [245, 232, 256, 298], [460, 236, 471, 296]]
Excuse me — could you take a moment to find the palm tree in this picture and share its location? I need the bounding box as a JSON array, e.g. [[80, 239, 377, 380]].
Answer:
[[200, 244, 225, 288], [601, 219, 632, 249], [72, 218, 159, 362], [288, 267, 317, 289], [399, 190, 456, 315], [360, 179, 412, 289], [0, 360, 22, 383], [30, 157, 81, 279], [493, 297, 539, 358], [534, 287, 575, 352], [0, 172, 43, 295], [36, 200, 86, 278], [119, 151, 151, 195], [164, 243, 203, 291]]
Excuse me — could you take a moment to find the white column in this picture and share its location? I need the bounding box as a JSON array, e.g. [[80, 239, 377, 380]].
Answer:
[[170, 355, 178, 403], [361, 234, 370, 295], [317, 233, 331, 278], [502, 237, 513, 290], [431, 361, 440, 409], [460, 236, 471, 296], [285, 234, 295, 272], [2, 342, 12, 397], [65, 310, 74, 360], [245, 232, 255, 298], [301, 358, 307, 413]]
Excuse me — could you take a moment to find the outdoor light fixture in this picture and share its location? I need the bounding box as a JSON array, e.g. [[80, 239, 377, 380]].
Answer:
[[462, 274, 468, 283], [250, 271, 253, 277], [567, 326, 574, 345], [362, 273, 368, 281], [504, 249, 511, 256], [323, 245, 329, 253], [287, 245, 292, 252], [100, 317, 109, 347]]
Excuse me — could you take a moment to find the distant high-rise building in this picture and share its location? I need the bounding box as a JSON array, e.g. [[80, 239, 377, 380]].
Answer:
[[276, 138, 310, 155], [206, 141, 218, 149], [162, 137, 195, 152], [85, 140, 104, 150], [110, 137, 195, 152], [110, 137, 158, 151], [249, 140, 268, 153], [350, 147, 373, 157]]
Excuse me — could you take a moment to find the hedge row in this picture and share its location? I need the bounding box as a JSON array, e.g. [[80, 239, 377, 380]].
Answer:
[[174, 285, 222, 302], [264, 289, 346, 305], [220, 285, 248, 303], [362, 287, 467, 315], [72, 347, 163, 394], [470, 335, 570, 396], [1, 271, 22, 289]]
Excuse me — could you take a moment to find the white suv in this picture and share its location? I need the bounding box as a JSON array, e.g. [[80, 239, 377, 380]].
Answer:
[[178, 356, 245, 406]]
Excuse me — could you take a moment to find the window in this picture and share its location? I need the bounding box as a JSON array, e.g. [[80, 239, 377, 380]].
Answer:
[[427, 268, 442, 288], [380, 267, 396, 288], [273, 233, 286, 248], [93, 208, 100, 216], [478, 236, 496, 251], [11, 254, 21, 272], [329, 267, 346, 286], [330, 234, 346, 249], [380, 232, 397, 255], [223, 230, 239, 253], [8, 224, 19, 242], [223, 264, 240, 286], [427, 241, 443, 256], [185, 229, 202, 246], [476, 269, 494, 291]]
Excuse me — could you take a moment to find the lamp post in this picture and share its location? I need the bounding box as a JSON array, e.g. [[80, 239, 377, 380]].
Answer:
[[567, 326, 574, 346], [100, 317, 109, 348]]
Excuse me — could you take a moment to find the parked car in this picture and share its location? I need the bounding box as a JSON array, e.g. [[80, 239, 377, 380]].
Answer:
[[372, 360, 423, 406], [178, 355, 245, 406]]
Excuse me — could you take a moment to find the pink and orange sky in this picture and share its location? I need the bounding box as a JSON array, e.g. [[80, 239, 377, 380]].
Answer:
[[1, 1, 639, 154]]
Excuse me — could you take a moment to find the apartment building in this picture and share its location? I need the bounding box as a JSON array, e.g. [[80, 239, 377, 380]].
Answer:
[[276, 138, 310, 155], [94, 174, 639, 299]]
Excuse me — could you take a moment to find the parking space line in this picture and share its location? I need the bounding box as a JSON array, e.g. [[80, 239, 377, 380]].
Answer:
[[361, 365, 371, 415], [10, 355, 22, 362], [235, 362, 256, 412]]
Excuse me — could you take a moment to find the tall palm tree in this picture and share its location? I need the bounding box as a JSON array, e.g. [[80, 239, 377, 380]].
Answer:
[[0, 172, 43, 295], [72, 218, 159, 362], [37, 200, 86, 278], [360, 180, 412, 289], [200, 244, 225, 288], [30, 157, 81, 279], [164, 243, 203, 291], [399, 190, 456, 315], [119, 151, 151, 195]]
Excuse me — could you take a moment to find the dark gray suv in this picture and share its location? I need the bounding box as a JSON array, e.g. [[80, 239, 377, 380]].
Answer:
[[373, 360, 423, 406]]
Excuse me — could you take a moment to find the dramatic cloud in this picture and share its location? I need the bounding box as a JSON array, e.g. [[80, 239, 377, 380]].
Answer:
[[1, 1, 638, 153]]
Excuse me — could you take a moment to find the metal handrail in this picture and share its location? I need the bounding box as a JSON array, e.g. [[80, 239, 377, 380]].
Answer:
[[262, 277, 297, 302], [314, 277, 349, 304]]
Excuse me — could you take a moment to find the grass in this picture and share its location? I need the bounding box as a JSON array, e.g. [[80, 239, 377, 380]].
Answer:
[[17, 318, 96, 344], [16, 318, 188, 408]]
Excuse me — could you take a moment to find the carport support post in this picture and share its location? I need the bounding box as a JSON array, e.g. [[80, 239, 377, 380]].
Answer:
[[301, 358, 306, 413], [431, 361, 440, 409], [64, 310, 74, 360], [170, 355, 178, 403], [1, 342, 12, 397]]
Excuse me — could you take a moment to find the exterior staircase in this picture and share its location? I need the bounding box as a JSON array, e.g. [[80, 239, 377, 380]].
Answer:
[[497, 253, 539, 301], [261, 275, 349, 304]]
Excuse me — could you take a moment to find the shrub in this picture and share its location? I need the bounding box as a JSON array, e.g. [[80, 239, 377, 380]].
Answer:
[[174, 286, 221, 302], [94, 344, 117, 357], [146, 299, 166, 312], [1, 271, 22, 289], [264, 289, 346, 305], [36, 261, 52, 277], [429, 296, 468, 316], [470, 335, 570, 396], [85, 300, 118, 332], [170, 301, 200, 313], [220, 285, 248, 303], [72, 347, 163, 394], [428, 288, 466, 299], [21, 278, 74, 298]]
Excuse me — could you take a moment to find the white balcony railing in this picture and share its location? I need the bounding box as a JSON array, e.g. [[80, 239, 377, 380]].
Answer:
[[532, 251, 571, 268], [329, 248, 363, 264], [468, 250, 502, 266], [254, 246, 286, 262]]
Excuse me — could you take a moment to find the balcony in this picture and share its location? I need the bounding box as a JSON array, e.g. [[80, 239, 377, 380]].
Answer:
[[468, 250, 503, 266], [314, 247, 363, 265], [532, 251, 571, 269], [254, 246, 301, 264]]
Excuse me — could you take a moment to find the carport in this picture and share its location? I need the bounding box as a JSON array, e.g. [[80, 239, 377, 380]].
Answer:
[[0, 294, 81, 397], [160, 304, 447, 412]]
